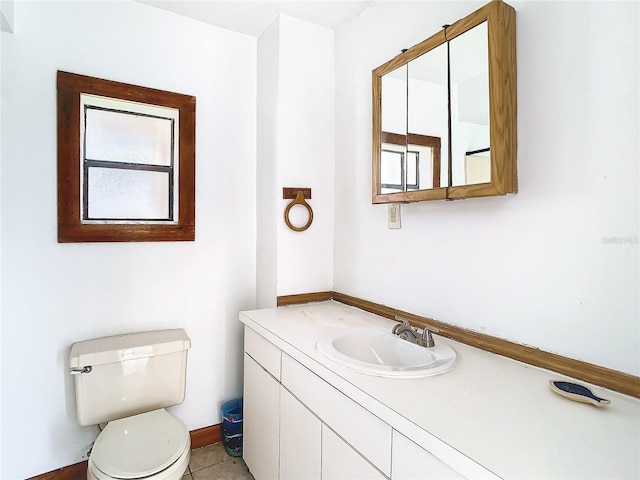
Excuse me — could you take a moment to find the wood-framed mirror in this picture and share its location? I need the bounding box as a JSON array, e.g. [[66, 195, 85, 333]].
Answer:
[[372, 0, 517, 204]]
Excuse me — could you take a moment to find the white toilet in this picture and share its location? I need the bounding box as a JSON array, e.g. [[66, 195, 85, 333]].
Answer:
[[69, 329, 192, 480]]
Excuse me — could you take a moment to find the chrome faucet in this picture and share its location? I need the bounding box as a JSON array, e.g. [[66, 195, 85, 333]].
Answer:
[[392, 316, 437, 348]]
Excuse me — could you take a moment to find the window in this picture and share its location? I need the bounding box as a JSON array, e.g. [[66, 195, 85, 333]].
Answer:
[[57, 71, 195, 242], [380, 131, 441, 193]]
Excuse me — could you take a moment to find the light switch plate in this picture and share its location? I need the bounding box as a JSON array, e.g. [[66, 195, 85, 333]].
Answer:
[[388, 203, 401, 229]]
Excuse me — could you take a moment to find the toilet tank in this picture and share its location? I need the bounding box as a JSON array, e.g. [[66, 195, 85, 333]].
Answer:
[[69, 329, 191, 426]]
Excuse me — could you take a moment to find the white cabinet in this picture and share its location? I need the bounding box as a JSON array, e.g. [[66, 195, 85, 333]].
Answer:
[[243, 352, 280, 480], [242, 326, 473, 480], [392, 431, 464, 480], [279, 386, 321, 479], [281, 352, 392, 476], [322, 424, 387, 480]]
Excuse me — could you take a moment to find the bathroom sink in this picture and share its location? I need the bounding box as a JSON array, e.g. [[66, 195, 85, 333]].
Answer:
[[316, 328, 456, 378]]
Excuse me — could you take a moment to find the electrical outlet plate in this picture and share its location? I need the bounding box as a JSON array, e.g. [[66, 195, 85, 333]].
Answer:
[[388, 203, 401, 229]]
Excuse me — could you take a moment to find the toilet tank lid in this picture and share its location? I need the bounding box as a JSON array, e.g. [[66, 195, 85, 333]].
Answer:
[[69, 329, 191, 368]]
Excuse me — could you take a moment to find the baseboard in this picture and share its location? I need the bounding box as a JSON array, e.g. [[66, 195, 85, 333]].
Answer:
[[27, 462, 87, 480], [277, 291, 640, 398], [28, 423, 222, 480], [277, 291, 332, 306], [190, 423, 222, 450]]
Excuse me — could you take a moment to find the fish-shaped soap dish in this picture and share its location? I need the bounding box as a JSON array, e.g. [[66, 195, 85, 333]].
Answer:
[[549, 380, 611, 407]]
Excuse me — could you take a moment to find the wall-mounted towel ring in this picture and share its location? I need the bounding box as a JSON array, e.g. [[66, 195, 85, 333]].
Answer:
[[283, 188, 313, 232]]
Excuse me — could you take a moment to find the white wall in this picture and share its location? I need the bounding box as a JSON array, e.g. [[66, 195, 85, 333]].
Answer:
[[335, 1, 639, 376], [256, 14, 335, 301], [276, 15, 334, 296], [0, 1, 256, 477], [256, 19, 280, 309]]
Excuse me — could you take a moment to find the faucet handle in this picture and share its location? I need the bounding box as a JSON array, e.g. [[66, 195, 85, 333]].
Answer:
[[392, 316, 413, 336], [421, 325, 438, 348], [394, 315, 411, 327]]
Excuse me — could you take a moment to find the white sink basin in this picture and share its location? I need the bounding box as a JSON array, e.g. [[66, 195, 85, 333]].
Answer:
[[316, 328, 456, 378]]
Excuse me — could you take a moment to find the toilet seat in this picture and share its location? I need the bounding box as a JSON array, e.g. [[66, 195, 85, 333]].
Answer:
[[88, 409, 190, 480]]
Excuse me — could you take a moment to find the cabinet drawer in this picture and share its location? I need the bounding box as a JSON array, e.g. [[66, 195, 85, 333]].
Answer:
[[281, 353, 392, 477], [244, 327, 281, 380]]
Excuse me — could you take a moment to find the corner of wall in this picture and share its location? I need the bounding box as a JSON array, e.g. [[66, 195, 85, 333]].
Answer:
[[1, 0, 14, 33], [256, 16, 281, 309]]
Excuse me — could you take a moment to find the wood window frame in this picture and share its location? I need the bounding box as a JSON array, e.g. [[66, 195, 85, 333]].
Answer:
[[57, 71, 196, 242], [381, 131, 441, 189]]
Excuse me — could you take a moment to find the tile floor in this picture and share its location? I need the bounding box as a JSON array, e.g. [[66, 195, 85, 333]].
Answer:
[[183, 443, 255, 480]]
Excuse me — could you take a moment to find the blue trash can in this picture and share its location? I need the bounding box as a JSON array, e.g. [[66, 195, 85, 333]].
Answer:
[[221, 398, 243, 457]]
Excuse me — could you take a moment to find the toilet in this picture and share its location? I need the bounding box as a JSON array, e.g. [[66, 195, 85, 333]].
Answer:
[[69, 329, 192, 480]]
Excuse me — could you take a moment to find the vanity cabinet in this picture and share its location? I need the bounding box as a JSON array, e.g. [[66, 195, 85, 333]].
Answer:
[[280, 352, 392, 476], [280, 381, 383, 480], [243, 326, 471, 480], [244, 327, 387, 479], [241, 303, 639, 479]]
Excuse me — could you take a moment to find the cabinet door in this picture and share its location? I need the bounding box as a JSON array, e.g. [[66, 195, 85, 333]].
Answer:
[[243, 353, 280, 480], [280, 387, 321, 479], [392, 431, 464, 479], [282, 354, 392, 476], [322, 424, 386, 480]]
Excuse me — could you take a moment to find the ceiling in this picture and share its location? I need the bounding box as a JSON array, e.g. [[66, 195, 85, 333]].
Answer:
[[137, 1, 376, 37]]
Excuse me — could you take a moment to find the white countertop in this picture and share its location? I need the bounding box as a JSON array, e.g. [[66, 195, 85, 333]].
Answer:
[[239, 301, 640, 479]]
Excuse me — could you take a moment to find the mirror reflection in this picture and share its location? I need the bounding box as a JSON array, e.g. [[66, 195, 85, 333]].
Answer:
[[450, 22, 490, 186], [407, 42, 448, 189], [380, 65, 408, 193], [378, 24, 490, 193], [379, 43, 450, 194], [380, 132, 441, 192]]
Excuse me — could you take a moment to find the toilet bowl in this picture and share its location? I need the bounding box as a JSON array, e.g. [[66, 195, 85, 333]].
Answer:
[[69, 330, 192, 480], [87, 409, 191, 480]]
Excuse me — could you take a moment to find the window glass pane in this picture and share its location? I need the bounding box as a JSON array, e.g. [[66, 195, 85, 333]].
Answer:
[[406, 151, 419, 187], [381, 150, 403, 187], [85, 108, 172, 166], [86, 167, 170, 220]]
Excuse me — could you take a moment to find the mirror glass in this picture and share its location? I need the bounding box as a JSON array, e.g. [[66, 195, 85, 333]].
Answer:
[[449, 21, 490, 186], [380, 65, 407, 193], [378, 43, 450, 194], [407, 42, 449, 189]]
